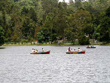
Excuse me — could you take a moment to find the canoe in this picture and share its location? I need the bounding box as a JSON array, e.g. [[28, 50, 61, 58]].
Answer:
[[66, 51, 85, 54], [30, 51, 50, 54], [86, 47, 96, 48]]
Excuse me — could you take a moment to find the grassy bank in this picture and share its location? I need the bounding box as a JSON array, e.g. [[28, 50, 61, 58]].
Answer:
[[2, 42, 110, 46], [2, 41, 74, 46]]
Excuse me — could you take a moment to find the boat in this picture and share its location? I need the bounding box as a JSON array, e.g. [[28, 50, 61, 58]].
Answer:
[[86, 46, 96, 48], [87, 47, 96, 48], [30, 51, 50, 54], [66, 51, 85, 54]]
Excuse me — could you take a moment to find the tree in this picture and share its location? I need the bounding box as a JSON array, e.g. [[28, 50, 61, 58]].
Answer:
[[106, 6, 110, 17], [0, 0, 110, 44], [54, 2, 68, 39], [98, 17, 110, 42], [21, 7, 29, 16], [65, 14, 77, 43], [64, 27, 75, 44], [36, 1, 44, 26], [37, 28, 50, 43], [73, 9, 93, 35], [21, 17, 36, 40], [42, 13, 57, 42], [29, 7, 37, 22], [42, 0, 58, 15], [75, 0, 82, 10], [0, 26, 4, 46], [78, 32, 90, 45], [97, 6, 110, 42], [14, 0, 19, 2]]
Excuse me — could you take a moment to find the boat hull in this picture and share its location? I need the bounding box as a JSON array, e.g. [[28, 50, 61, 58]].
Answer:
[[30, 51, 50, 54], [66, 51, 85, 54], [86, 47, 96, 48]]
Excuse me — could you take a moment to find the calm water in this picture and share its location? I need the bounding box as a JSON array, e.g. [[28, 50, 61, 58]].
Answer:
[[0, 46, 110, 83]]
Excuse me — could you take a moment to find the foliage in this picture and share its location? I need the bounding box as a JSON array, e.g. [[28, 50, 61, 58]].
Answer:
[[0, 0, 110, 44], [21, 17, 36, 39], [97, 6, 110, 42], [64, 27, 75, 43], [73, 9, 92, 32], [0, 26, 4, 45], [37, 28, 50, 43], [78, 32, 90, 45]]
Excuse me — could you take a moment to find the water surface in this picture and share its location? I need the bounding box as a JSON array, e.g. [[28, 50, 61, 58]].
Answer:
[[0, 46, 110, 83]]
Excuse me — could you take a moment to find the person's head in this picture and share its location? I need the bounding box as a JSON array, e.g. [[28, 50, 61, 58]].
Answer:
[[78, 48, 80, 49]]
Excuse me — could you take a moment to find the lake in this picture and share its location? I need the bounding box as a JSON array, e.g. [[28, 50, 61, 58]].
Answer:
[[0, 46, 110, 83]]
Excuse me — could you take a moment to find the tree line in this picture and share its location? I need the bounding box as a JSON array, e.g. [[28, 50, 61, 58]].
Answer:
[[0, 0, 110, 45]]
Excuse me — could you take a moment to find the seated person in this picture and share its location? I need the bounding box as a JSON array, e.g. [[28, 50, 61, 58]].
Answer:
[[78, 48, 82, 52], [68, 47, 71, 52], [32, 48, 35, 52], [74, 49, 76, 52], [70, 49, 76, 52], [35, 49, 38, 52], [91, 45, 94, 47], [42, 48, 44, 52]]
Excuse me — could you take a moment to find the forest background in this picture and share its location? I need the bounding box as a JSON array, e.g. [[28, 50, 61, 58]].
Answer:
[[0, 0, 110, 46]]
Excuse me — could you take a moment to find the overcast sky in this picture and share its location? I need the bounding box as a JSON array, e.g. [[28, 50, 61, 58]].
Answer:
[[59, 0, 88, 2], [59, 0, 70, 2]]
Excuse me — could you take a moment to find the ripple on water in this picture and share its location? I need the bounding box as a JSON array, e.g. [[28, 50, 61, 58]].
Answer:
[[0, 46, 110, 83]]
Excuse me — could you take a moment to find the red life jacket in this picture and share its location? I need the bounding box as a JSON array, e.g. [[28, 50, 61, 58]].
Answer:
[[68, 48, 70, 51]]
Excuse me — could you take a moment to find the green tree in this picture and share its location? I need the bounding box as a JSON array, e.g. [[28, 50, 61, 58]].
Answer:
[[78, 32, 90, 45], [0, 26, 4, 46], [64, 27, 75, 44], [73, 9, 93, 36], [36, 1, 44, 26], [54, 2, 68, 39], [29, 7, 37, 22], [43, 13, 57, 42], [42, 0, 58, 15], [65, 14, 77, 43], [37, 28, 50, 43], [10, 4, 22, 42], [21, 7, 29, 16], [95, 6, 110, 42], [98, 6, 110, 42], [75, 0, 82, 10], [21, 17, 36, 40]]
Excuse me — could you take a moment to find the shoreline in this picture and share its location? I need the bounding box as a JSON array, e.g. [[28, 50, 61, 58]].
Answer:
[[2, 43, 110, 46]]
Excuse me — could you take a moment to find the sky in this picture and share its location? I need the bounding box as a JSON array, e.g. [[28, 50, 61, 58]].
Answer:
[[59, 0, 70, 2], [59, 0, 88, 2]]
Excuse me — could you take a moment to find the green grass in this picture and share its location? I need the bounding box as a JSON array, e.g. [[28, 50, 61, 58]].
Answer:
[[3, 41, 110, 46]]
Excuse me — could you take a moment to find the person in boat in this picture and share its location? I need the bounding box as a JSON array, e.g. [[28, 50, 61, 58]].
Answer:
[[70, 48, 75, 52], [91, 45, 94, 47], [74, 49, 76, 52], [32, 48, 35, 52], [88, 45, 90, 47], [68, 47, 71, 52], [78, 48, 82, 52], [35, 49, 38, 52], [42, 48, 44, 52]]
